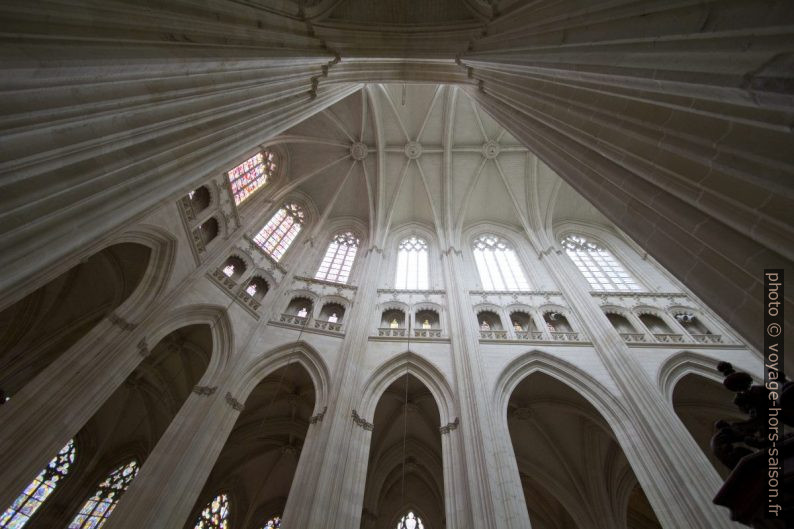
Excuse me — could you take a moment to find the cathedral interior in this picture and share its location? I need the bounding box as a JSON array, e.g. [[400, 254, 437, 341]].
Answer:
[[0, 1, 792, 529]]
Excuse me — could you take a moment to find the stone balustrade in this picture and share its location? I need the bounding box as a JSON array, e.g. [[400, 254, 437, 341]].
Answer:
[[378, 327, 407, 337], [314, 320, 342, 332], [550, 331, 580, 342], [480, 330, 509, 340], [414, 329, 442, 338], [620, 333, 647, 343], [653, 333, 685, 343], [690, 333, 723, 344]]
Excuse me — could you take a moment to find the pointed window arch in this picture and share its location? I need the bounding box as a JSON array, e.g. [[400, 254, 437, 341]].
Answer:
[[1, 440, 76, 528], [67, 459, 139, 529], [253, 203, 305, 261], [315, 231, 359, 284], [228, 150, 278, 205], [395, 236, 429, 290], [561, 234, 641, 292], [261, 516, 281, 528], [472, 234, 529, 291], [193, 493, 230, 529], [397, 511, 425, 529]]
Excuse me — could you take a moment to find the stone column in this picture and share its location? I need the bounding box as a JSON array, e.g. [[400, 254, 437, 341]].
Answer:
[[438, 247, 530, 529], [538, 247, 739, 528], [285, 246, 384, 529], [101, 386, 243, 529], [440, 417, 475, 529]]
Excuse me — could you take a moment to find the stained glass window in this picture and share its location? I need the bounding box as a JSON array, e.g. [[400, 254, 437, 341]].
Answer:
[[472, 234, 529, 291], [315, 232, 359, 284], [193, 494, 230, 529], [253, 203, 305, 262], [228, 151, 277, 205], [561, 234, 641, 292], [67, 460, 139, 529], [1, 440, 76, 529], [262, 516, 281, 528], [397, 512, 424, 529], [395, 237, 428, 290]]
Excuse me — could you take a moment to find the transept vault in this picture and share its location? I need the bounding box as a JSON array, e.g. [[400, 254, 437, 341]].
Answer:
[[0, 2, 791, 529]]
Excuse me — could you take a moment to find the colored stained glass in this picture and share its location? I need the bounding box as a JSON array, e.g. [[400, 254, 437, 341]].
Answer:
[[262, 516, 281, 528], [67, 460, 139, 529], [229, 151, 277, 205], [193, 494, 230, 529], [253, 203, 304, 262], [1, 440, 76, 529], [315, 232, 359, 284]]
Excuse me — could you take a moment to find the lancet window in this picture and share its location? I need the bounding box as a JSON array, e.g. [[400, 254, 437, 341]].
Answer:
[[561, 234, 640, 291], [315, 231, 359, 284], [1, 440, 76, 529], [193, 494, 230, 529], [228, 151, 277, 204], [253, 203, 305, 261], [472, 234, 529, 291], [67, 460, 139, 529], [395, 237, 429, 290], [397, 512, 424, 529]]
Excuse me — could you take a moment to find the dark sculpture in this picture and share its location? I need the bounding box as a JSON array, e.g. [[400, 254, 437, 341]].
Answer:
[[711, 362, 792, 529], [710, 362, 792, 470]]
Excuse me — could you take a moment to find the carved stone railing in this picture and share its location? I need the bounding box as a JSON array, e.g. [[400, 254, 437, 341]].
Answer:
[[480, 330, 509, 340], [414, 329, 442, 338], [550, 331, 580, 342], [236, 290, 261, 311], [515, 331, 546, 340], [212, 268, 237, 290], [378, 327, 406, 337], [314, 320, 342, 332], [620, 332, 647, 343], [653, 333, 684, 343], [691, 333, 723, 344], [280, 313, 309, 326]]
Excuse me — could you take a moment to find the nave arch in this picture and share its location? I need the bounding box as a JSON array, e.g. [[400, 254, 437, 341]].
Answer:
[[184, 352, 324, 529], [493, 351, 663, 529], [657, 352, 752, 481], [1, 321, 213, 529], [0, 226, 176, 397]]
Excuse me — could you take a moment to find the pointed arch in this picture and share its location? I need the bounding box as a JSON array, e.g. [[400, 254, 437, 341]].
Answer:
[[236, 341, 330, 416], [359, 352, 456, 425], [143, 304, 235, 386]]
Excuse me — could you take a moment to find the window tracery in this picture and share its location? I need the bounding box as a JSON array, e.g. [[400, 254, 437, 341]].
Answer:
[[193, 494, 230, 529], [228, 151, 277, 205], [254, 203, 305, 262], [472, 234, 529, 291], [67, 460, 139, 529], [315, 231, 360, 284], [395, 237, 429, 290], [561, 234, 640, 292], [1, 440, 76, 529], [397, 512, 424, 529]]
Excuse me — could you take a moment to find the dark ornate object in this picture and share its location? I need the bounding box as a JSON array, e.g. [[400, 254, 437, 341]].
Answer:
[[711, 362, 792, 528]]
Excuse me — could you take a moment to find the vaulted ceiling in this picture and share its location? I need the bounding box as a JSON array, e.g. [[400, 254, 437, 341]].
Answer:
[[273, 83, 611, 247]]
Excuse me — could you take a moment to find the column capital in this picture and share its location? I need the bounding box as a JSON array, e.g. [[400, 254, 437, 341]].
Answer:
[[351, 409, 373, 431]]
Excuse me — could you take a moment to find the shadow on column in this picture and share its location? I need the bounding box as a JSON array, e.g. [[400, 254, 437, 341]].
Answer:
[[507, 372, 662, 529], [0, 243, 151, 397], [1, 323, 212, 528], [672, 374, 746, 480], [361, 374, 442, 529], [184, 363, 316, 529]]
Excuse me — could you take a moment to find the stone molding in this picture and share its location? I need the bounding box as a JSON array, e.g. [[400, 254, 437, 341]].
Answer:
[[440, 417, 459, 435], [225, 392, 245, 411], [351, 409, 374, 431], [192, 385, 218, 396], [310, 406, 328, 424], [108, 312, 136, 331]]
